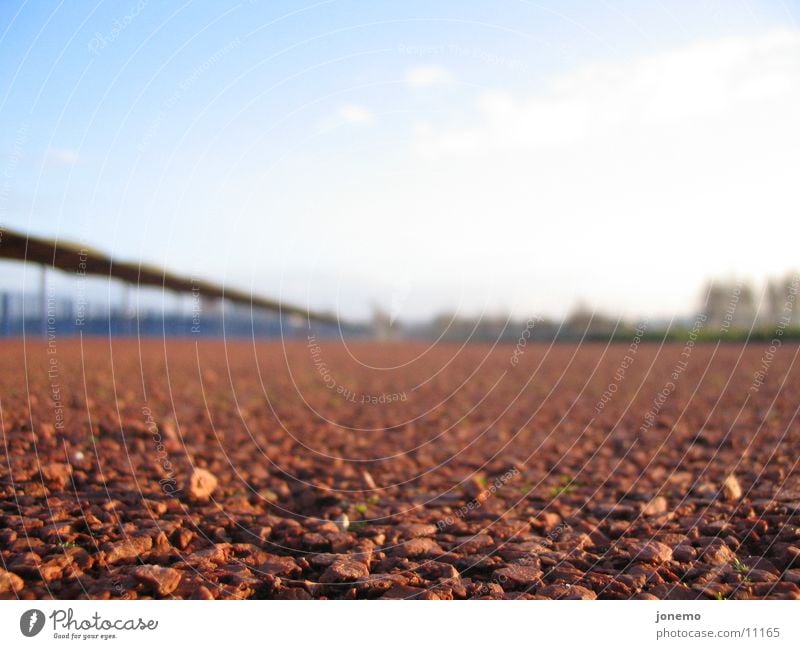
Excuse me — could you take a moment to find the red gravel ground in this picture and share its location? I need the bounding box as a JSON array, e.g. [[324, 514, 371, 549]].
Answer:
[[1, 339, 799, 600]]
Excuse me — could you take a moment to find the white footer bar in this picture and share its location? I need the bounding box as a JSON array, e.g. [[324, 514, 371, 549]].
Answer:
[[1, 600, 796, 648]]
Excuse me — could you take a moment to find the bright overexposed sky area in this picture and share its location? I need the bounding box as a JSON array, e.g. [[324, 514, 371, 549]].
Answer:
[[1, 0, 798, 321]]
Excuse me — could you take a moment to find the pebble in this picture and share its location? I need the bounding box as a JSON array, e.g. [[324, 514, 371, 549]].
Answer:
[[187, 468, 218, 501], [0, 568, 24, 593], [319, 558, 369, 583], [627, 540, 673, 564], [492, 565, 543, 590], [335, 514, 350, 532], [396, 523, 438, 539], [102, 536, 153, 565], [721, 475, 743, 502], [381, 584, 440, 600], [642, 496, 669, 516], [672, 544, 697, 563], [537, 583, 597, 600], [39, 462, 72, 488], [131, 565, 182, 595], [698, 542, 735, 566], [257, 555, 302, 578], [361, 471, 377, 490], [394, 537, 442, 558]]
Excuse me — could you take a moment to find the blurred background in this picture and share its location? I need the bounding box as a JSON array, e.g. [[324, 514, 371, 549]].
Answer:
[[1, 0, 798, 339]]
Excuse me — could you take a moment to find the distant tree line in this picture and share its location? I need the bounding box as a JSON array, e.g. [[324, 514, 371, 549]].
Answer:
[[377, 272, 800, 343]]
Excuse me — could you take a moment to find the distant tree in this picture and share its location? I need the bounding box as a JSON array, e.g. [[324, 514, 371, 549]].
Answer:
[[701, 282, 731, 331]]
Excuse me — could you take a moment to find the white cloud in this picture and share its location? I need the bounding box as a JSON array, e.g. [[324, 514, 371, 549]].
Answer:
[[415, 30, 800, 157], [390, 31, 800, 316], [338, 104, 372, 124], [246, 30, 800, 319], [43, 148, 80, 166], [404, 65, 453, 88]]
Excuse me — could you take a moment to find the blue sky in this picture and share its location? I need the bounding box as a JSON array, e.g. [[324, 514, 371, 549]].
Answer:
[[1, 1, 798, 320]]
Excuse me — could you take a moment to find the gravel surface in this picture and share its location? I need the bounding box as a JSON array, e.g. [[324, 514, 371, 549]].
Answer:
[[1, 339, 798, 600]]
